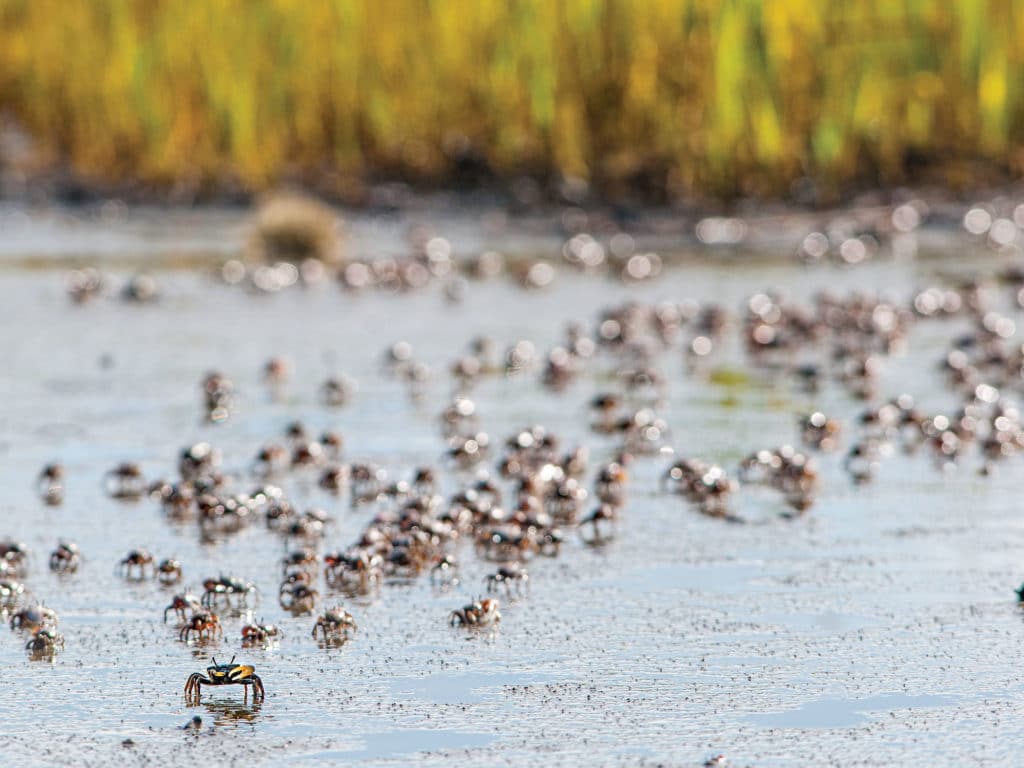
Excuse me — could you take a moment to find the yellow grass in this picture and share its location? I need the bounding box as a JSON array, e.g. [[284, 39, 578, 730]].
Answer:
[[0, 1, 1022, 199]]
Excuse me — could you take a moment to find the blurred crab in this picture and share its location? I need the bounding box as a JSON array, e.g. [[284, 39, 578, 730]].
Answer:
[[202, 576, 258, 609], [449, 598, 501, 627], [26, 627, 64, 653], [579, 504, 618, 545], [483, 564, 528, 597], [104, 462, 147, 500], [164, 592, 202, 623], [241, 620, 284, 647], [49, 541, 81, 573], [37, 463, 65, 506], [179, 611, 223, 643], [312, 606, 357, 642], [430, 554, 459, 587], [279, 583, 319, 614], [157, 558, 183, 585], [0, 540, 29, 577], [10, 605, 58, 632], [324, 549, 383, 594], [118, 549, 154, 580]]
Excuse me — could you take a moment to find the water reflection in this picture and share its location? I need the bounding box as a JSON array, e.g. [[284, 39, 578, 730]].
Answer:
[[200, 699, 263, 727]]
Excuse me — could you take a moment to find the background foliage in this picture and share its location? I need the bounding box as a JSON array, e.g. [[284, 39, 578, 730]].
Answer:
[[1, 0, 1022, 200]]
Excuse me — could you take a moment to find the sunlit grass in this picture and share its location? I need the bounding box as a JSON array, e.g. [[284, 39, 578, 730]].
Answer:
[[0, 0, 1021, 199]]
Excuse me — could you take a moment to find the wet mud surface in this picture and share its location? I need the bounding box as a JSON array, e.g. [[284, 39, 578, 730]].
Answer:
[[1, 208, 1022, 766]]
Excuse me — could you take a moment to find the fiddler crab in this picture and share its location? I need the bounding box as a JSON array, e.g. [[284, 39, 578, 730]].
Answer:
[[118, 549, 154, 580], [312, 607, 357, 643], [185, 656, 264, 702], [279, 581, 319, 615], [157, 558, 183, 585], [320, 375, 355, 407], [324, 549, 383, 594], [0, 578, 26, 612], [483, 564, 529, 596], [202, 576, 258, 609], [449, 598, 501, 627], [164, 592, 202, 623], [10, 605, 58, 632], [179, 610, 223, 643], [241, 620, 284, 647], [38, 463, 64, 506], [49, 541, 81, 573], [579, 504, 618, 545], [26, 627, 64, 656], [0, 540, 29, 577], [430, 554, 459, 587], [104, 462, 147, 500]]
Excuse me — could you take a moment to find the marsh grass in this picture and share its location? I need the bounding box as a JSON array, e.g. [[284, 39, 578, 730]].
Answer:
[[1, 1, 1022, 200]]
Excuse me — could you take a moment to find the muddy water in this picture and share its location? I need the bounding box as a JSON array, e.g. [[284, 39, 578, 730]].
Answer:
[[1, 207, 1022, 766]]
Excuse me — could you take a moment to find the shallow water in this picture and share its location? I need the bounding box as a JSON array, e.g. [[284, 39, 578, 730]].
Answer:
[[1, 206, 1023, 766]]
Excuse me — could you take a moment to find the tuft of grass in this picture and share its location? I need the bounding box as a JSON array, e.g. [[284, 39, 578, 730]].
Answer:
[[0, 1, 1022, 200], [249, 193, 342, 264]]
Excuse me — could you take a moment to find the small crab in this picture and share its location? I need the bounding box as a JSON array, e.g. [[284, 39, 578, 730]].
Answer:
[[449, 598, 501, 627], [164, 592, 202, 623], [202, 371, 234, 423], [430, 554, 459, 586], [26, 627, 64, 654], [281, 548, 319, 577], [49, 541, 81, 573], [10, 605, 58, 632], [483, 564, 529, 596], [38, 463, 64, 506], [579, 504, 618, 544], [179, 611, 223, 643], [202, 576, 258, 609], [279, 583, 318, 614], [118, 549, 154, 579], [157, 558, 183, 585], [185, 656, 264, 702], [0, 578, 26, 608], [241, 620, 284, 647], [263, 357, 289, 394], [324, 549, 383, 594], [104, 462, 147, 500], [0, 540, 29, 577], [320, 375, 355, 407], [312, 606, 357, 642]]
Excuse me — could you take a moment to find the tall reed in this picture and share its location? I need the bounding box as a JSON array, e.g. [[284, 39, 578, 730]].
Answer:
[[0, 1, 1021, 199]]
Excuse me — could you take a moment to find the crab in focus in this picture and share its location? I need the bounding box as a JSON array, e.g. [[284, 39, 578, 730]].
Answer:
[[185, 656, 264, 702]]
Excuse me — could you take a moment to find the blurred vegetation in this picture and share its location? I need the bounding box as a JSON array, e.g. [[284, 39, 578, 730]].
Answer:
[[0, 0, 1023, 202]]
